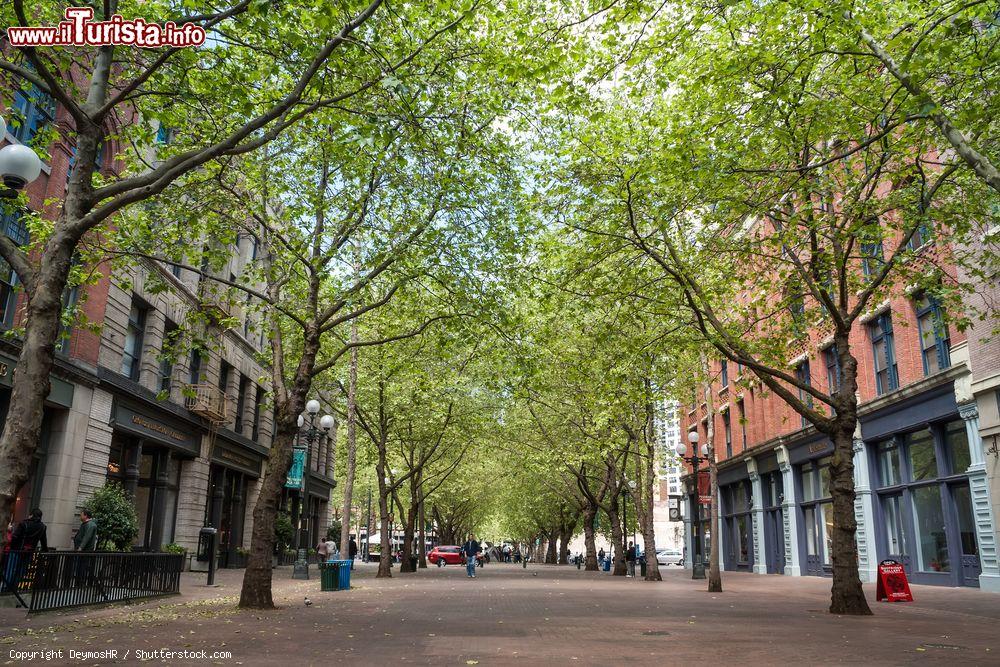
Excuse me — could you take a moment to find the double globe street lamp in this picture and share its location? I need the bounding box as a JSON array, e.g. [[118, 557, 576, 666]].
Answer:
[[292, 399, 335, 579], [675, 430, 710, 580], [0, 116, 44, 197]]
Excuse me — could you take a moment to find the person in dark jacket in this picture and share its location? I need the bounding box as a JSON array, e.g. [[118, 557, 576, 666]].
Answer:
[[11, 509, 47, 552], [349, 538, 358, 570], [625, 542, 637, 578], [462, 535, 481, 578], [73, 510, 98, 551], [3, 509, 47, 592]]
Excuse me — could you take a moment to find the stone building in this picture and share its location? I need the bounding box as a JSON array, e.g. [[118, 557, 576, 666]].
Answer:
[[3, 75, 336, 568]]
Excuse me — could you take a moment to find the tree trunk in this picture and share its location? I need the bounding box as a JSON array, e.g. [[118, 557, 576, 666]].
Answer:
[[418, 499, 428, 568], [558, 517, 575, 565], [607, 505, 627, 576], [0, 249, 73, 526], [582, 508, 599, 571], [828, 396, 872, 613], [239, 426, 298, 608], [400, 496, 418, 573], [545, 530, 557, 564], [638, 429, 661, 581], [376, 472, 393, 578], [339, 334, 359, 557], [704, 359, 722, 593]]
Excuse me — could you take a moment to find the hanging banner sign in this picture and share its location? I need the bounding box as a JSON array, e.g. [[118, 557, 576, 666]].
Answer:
[[285, 447, 306, 490], [698, 471, 712, 505], [875, 559, 913, 603]]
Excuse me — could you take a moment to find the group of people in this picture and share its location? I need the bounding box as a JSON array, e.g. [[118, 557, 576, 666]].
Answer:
[[596, 542, 644, 577], [316, 536, 359, 568], [2, 508, 98, 592]]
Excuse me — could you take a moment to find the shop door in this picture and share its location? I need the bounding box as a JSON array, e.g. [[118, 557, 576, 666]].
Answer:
[[767, 508, 784, 574], [880, 493, 912, 573], [803, 506, 823, 576], [950, 483, 981, 587]]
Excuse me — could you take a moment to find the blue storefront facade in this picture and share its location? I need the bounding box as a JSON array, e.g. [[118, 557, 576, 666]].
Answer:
[[684, 371, 1000, 591]]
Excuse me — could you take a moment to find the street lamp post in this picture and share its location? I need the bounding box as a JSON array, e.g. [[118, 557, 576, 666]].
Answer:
[[0, 117, 44, 197], [675, 430, 710, 580], [292, 399, 335, 579]]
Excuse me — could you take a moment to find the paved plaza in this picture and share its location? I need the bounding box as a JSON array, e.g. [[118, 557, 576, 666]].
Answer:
[[2, 563, 998, 665]]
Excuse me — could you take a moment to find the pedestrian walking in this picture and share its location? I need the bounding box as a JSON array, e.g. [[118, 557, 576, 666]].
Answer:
[[349, 537, 358, 570], [462, 535, 481, 578], [326, 537, 340, 561], [626, 542, 637, 578], [317, 538, 330, 561], [598, 547, 606, 567]]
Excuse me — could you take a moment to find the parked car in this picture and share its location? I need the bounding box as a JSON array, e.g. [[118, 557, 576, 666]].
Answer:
[[656, 549, 683, 566], [428, 545, 464, 566]]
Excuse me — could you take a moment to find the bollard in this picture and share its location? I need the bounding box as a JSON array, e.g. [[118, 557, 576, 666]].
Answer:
[[199, 526, 218, 586]]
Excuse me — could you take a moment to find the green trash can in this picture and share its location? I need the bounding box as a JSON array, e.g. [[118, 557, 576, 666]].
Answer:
[[320, 562, 339, 591], [639, 558, 647, 578]]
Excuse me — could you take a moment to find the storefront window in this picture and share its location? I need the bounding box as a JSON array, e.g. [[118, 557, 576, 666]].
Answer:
[[882, 494, 906, 554], [877, 440, 901, 486], [736, 515, 749, 562], [907, 429, 937, 481], [952, 484, 978, 557], [805, 506, 817, 556], [801, 463, 815, 501], [913, 485, 949, 572], [819, 457, 832, 498], [944, 421, 970, 475], [821, 502, 833, 564]]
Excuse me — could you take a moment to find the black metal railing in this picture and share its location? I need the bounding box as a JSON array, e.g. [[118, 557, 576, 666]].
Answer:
[[0, 551, 183, 613]]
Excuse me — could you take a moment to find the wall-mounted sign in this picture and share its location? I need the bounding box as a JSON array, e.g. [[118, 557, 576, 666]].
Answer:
[[212, 441, 263, 478], [112, 401, 200, 455], [285, 447, 306, 490], [0, 353, 75, 408]]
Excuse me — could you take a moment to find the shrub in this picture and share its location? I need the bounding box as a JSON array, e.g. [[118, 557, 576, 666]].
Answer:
[[83, 482, 139, 551], [273, 512, 293, 552], [162, 543, 187, 555], [326, 520, 342, 541]]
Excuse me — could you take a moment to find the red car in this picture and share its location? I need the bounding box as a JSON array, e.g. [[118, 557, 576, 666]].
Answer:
[[428, 545, 464, 566]]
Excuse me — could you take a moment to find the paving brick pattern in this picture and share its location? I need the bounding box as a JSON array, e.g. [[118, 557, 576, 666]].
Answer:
[[2, 564, 998, 665]]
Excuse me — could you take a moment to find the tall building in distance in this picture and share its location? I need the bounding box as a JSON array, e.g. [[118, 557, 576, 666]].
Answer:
[[653, 398, 684, 552]]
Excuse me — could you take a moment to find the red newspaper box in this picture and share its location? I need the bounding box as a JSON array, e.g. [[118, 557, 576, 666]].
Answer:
[[876, 559, 913, 602]]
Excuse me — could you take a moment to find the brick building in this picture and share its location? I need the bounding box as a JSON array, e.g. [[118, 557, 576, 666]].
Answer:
[[680, 238, 999, 591], [2, 73, 335, 568]]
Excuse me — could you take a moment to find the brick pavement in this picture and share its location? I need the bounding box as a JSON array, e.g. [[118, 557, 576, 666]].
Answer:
[[2, 563, 998, 666]]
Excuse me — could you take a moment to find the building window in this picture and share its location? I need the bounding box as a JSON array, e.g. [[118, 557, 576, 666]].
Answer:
[[160, 319, 179, 393], [720, 361, 729, 388], [218, 360, 232, 396], [915, 295, 950, 375], [121, 299, 148, 381], [870, 312, 898, 395], [251, 385, 263, 441], [787, 280, 806, 333], [824, 344, 841, 394], [11, 83, 56, 145], [0, 210, 29, 329], [189, 348, 203, 385], [56, 284, 79, 355], [155, 125, 173, 144], [876, 439, 901, 487], [908, 221, 932, 250], [796, 359, 812, 427], [737, 399, 747, 450], [722, 410, 732, 458], [861, 240, 884, 278], [235, 375, 250, 434], [170, 262, 182, 278]]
